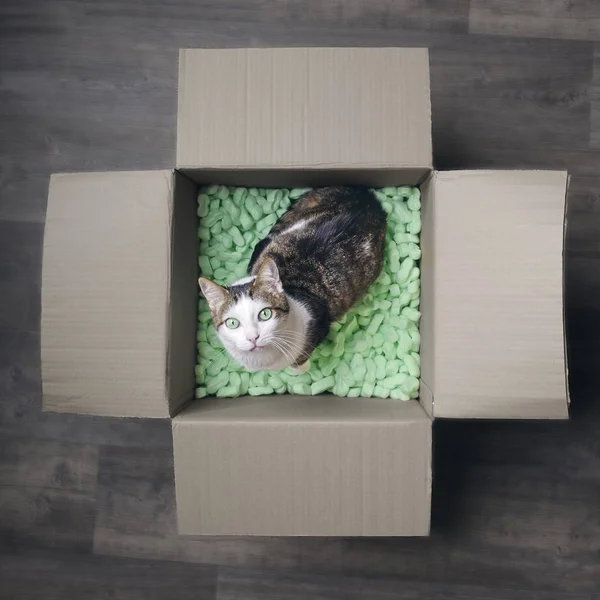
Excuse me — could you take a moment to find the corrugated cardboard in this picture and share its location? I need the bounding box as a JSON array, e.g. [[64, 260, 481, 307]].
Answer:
[[419, 174, 436, 419], [167, 172, 200, 417], [179, 167, 430, 188], [42, 170, 174, 418], [177, 48, 432, 182], [42, 170, 199, 419], [173, 396, 432, 536], [421, 170, 568, 419], [40, 47, 570, 537]]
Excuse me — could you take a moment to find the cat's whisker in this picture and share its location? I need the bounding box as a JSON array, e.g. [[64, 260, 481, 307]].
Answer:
[[268, 338, 296, 364], [276, 333, 306, 348], [273, 344, 295, 365], [280, 336, 311, 356], [276, 338, 310, 355], [269, 335, 309, 363], [277, 327, 305, 335], [270, 336, 311, 363], [276, 328, 306, 337], [273, 336, 305, 354], [272, 331, 307, 345], [275, 331, 307, 342]]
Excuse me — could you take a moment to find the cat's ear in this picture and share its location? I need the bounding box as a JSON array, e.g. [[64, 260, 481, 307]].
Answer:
[[256, 258, 283, 294], [199, 277, 229, 312]]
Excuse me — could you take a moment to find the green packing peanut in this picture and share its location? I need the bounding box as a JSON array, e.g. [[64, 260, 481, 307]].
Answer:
[[197, 185, 422, 400]]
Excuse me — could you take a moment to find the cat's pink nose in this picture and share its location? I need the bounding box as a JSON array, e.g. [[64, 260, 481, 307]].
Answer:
[[247, 334, 260, 344]]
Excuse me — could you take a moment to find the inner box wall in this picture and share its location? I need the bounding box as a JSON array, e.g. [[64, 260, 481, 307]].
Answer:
[[171, 167, 431, 417], [168, 172, 201, 417]]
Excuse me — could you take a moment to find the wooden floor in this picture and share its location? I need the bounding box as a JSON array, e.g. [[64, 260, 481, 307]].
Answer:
[[1, 1, 600, 598]]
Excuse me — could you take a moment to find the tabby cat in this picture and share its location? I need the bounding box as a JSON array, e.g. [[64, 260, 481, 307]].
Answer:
[[199, 186, 387, 372]]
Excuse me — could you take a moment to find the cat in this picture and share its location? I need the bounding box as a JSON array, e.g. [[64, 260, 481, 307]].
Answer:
[[199, 186, 387, 373]]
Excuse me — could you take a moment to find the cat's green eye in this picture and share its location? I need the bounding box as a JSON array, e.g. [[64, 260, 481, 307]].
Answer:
[[258, 308, 273, 321], [225, 318, 240, 329]]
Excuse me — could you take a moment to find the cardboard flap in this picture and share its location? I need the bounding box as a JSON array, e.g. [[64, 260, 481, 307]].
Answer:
[[177, 48, 432, 181], [424, 170, 568, 419], [42, 171, 174, 418], [173, 396, 432, 536]]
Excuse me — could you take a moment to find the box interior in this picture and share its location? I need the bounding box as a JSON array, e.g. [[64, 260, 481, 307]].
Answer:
[[171, 167, 432, 419]]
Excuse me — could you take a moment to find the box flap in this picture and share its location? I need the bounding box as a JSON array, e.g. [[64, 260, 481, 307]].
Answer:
[[177, 48, 432, 183], [173, 396, 432, 536], [424, 170, 568, 419], [42, 170, 175, 418]]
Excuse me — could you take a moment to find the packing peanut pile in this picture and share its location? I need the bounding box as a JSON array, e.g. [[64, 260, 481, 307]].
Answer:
[[196, 185, 422, 400]]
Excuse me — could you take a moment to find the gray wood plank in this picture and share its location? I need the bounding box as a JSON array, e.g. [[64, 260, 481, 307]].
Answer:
[[216, 567, 595, 600], [591, 45, 599, 148], [95, 445, 176, 539], [0, 486, 96, 552], [0, 220, 43, 283], [568, 255, 600, 311], [0, 0, 599, 597], [469, 0, 600, 42], [0, 439, 99, 553], [217, 568, 340, 600], [428, 35, 592, 170], [234, 0, 473, 33], [0, 439, 98, 491], [0, 281, 39, 330], [25, 0, 470, 37], [0, 552, 216, 600], [566, 175, 600, 255], [0, 170, 52, 224]]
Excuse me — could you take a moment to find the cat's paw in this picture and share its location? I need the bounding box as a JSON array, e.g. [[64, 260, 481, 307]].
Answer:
[[290, 360, 310, 375]]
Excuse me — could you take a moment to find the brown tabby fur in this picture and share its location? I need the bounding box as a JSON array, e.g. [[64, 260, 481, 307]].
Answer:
[[247, 186, 387, 363]]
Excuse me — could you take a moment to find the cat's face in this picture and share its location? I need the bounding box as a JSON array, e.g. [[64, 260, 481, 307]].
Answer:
[[199, 259, 290, 371]]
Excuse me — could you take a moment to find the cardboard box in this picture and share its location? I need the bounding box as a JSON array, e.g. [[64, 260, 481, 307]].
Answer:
[[41, 48, 569, 537]]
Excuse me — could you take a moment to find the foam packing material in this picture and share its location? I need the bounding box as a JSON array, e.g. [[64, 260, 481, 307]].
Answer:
[[196, 186, 421, 400]]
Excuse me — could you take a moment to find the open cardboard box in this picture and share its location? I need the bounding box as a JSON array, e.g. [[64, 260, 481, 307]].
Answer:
[[41, 48, 569, 537]]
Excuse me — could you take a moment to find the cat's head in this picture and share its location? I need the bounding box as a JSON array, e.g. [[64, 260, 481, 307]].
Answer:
[[199, 259, 290, 371]]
